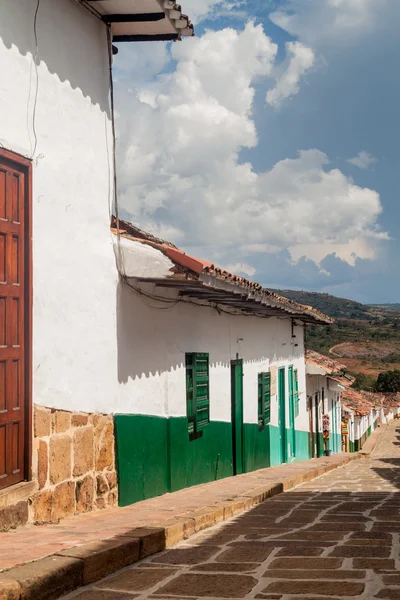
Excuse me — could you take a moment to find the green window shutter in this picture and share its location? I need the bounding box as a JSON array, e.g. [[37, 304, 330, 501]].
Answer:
[[186, 353, 210, 434], [258, 374, 264, 427], [185, 353, 195, 434], [294, 369, 299, 418], [263, 372, 271, 424], [195, 353, 210, 430], [258, 372, 271, 427]]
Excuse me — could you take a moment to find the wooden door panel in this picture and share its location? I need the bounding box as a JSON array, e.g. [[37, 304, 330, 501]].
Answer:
[[0, 152, 30, 490], [0, 168, 6, 220], [0, 424, 6, 478]]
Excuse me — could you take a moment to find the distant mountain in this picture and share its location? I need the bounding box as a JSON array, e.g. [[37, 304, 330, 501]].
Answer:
[[272, 289, 371, 319], [370, 304, 400, 311]]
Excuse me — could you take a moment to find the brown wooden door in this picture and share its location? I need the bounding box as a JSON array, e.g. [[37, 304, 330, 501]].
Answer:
[[0, 150, 31, 490]]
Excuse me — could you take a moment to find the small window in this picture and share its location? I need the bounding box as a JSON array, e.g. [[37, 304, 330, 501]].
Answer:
[[258, 372, 271, 429], [294, 369, 299, 417], [186, 353, 210, 436]]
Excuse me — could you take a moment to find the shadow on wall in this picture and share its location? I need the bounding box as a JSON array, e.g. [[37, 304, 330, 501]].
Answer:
[[0, 0, 110, 114], [116, 278, 302, 384]]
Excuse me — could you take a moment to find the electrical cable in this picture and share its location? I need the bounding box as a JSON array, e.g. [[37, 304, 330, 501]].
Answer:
[[30, 0, 40, 159]]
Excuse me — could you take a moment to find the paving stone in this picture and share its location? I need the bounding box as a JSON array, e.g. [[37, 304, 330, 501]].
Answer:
[[150, 546, 220, 565], [98, 569, 177, 592], [263, 581, 364, 596], [275, 546, 324, 557], [190, 562, 259, 572], [330, 545, 391, 558], [269, 557, 343, 570], [157, 573, 257, 597], [216, 542, 274, 563], [263, 569, 365, 580], [374, 590, 400, 599], [74, 593, 137, 599], [382, 574, 400, 585], [353, 558, 395, 570]]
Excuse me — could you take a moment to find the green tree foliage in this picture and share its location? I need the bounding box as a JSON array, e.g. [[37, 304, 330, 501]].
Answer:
[[352, 373, 378, 392], [376, 369, 400, 392]]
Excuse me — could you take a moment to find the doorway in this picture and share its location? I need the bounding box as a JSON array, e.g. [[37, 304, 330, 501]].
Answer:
[[0, 149, 32, 490], [231, 360, 244, 475], [308, 396, 314, 458], [315, 392, 322, 457], [278, 367, 287, 464], [288, 366, 296, 461]]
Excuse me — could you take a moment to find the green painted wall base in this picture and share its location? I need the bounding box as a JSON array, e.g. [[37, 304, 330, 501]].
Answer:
[[349, 419, 378, 453], [115, 415, 342, 506]]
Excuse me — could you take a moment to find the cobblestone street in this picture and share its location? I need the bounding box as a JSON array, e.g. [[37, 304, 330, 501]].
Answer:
[[61, 421, 400, 600]]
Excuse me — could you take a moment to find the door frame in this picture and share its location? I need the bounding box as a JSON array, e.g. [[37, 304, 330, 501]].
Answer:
[[315, 391, 321, 457], [278, 367, 287, 464], [230, 359, 244, 475], [0, 148, 32, 486], [308, 395, 314, 458], [288, 365, 296, 461]]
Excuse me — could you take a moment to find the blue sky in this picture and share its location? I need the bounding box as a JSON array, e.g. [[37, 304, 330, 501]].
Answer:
[[114, 0, 400, 304]]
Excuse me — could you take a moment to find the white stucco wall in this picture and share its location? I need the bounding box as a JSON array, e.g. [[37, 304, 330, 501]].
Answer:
[[0, 0, 125, 414], [306, 374, 342, 441], [117, 279, 308, 429]]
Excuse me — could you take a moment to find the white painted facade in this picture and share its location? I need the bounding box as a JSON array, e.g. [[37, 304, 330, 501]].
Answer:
[[0, 0, 136, 415], [306, 371, 342, 454], [0, 0, 311, 429], [118, 278, 309, 433]]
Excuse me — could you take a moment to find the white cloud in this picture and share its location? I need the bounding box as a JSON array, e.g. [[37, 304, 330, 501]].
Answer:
[[224, 263, 256, 277], [115, 23, 386, 277], [347, 151, 377, 169], [179, 0, 246, 24], [270, 0, 387, 44], [266, 41, 314, 107]]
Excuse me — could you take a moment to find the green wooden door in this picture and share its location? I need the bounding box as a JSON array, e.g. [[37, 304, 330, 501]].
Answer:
[[332, 401, 337, 453], [288, 366, 296, 460], [231, 360, 244, 475], [278, 367, 287, 464]]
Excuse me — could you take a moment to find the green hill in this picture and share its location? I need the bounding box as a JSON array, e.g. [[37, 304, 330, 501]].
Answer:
[[273, 289, 371, 319]]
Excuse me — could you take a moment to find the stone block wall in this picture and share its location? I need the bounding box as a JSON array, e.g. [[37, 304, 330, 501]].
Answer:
[[29, 406, 117, 525]]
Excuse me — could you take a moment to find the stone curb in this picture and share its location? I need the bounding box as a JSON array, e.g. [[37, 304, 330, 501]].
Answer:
[[358, 424, 384, 457], [0, 450, 372, 600]]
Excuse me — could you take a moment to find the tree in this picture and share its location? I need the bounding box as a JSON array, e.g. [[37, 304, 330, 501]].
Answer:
[[375, 369, 400, 392], [352, 373, 377, 392]]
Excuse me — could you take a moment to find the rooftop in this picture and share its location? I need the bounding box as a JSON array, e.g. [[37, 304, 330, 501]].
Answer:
[[111, 217, 333, 325], [79, 0, 194, 42]]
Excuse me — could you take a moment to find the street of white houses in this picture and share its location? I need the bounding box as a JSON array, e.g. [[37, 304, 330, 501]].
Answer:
[[1, 0, 399, 529]]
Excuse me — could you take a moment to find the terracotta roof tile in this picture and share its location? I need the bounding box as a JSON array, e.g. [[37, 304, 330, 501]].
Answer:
[[111, 217, 333, 325]]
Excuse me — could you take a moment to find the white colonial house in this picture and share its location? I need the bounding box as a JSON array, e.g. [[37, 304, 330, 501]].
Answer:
[[111, 219, 332, 505], [341, 389, 382, 452], [305, 350, 352, 457], [0, 0, 194, 528]]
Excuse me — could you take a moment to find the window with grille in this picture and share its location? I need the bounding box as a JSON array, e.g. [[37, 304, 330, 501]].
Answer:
[[186, 353, 210, 436], [258, 372, 271, 429]]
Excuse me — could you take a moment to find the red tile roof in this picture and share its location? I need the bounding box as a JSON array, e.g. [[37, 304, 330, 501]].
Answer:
[[342, 389, 384, 417], [111, 217, 333, 325], [306, 350, 349, 375]]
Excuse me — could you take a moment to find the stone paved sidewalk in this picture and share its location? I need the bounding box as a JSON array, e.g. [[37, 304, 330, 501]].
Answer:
[[59, 421, 400, 600], [0, 444, 366, 575]]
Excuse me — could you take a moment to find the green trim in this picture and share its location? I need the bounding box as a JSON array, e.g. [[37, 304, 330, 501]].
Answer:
[[243, 423, 270, 472], [116, 414, 340, 507], [115, 414, 169, 506], [169, 419, 233, 492]]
